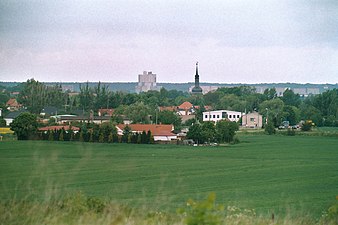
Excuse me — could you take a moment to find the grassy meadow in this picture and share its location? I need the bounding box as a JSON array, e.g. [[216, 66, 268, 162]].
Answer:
[[1, 135, 338, 224]]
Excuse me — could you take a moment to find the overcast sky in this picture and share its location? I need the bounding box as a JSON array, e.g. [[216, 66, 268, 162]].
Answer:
[[0, 0, 337, 84]]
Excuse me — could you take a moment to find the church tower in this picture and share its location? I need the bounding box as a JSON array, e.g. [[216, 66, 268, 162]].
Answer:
[[191, 62, 203, 94]]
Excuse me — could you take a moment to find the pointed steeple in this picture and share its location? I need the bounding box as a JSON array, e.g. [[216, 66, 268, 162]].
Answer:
[[192, 61, 202, 94], [195, 62, 199, 78]]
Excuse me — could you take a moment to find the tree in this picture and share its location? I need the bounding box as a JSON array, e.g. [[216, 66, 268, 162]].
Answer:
[[263, 88, 277, 100], [79, 82, 94, 111], [282, 89, 301, 107], [281, 105, 300, 125], [0, 117, 6, 127], [301, 120, 313, 131], [187, 123, 202, 144], [94, 82, 110, 110], [259, 98, 284, 127], [122, 125, 131, 143], [18, 79, 67, 114], [215, 120, 239, 143], [299, 101, 323, 126], [59, 129, 65, 141], [157, 110, 182, 130], [265, 121, 276, 135], [10, 112, 38, 140], [126, 102, 151, 124], [200, 121, 216, 143]]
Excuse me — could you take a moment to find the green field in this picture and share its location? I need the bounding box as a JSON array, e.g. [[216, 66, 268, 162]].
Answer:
[[1, 135, 338, 219]]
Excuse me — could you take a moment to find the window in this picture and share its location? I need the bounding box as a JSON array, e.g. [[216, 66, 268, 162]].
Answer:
[[250, 118, 255, 122], [205, 115, 208, 118], [237, 115, 240, 118], [213, 115, 216, 118], [222, 112, 227, 118], [229, 115, 232, 118], [217, 115, 220, 118]]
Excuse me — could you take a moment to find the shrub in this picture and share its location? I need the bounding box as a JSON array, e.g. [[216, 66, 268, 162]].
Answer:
[[177, 192, 224, 225], [286, 128, 296, 136], [301, 121, 312, 131], [320, 198, 338, 224], [58, 191, 106, 214], [265, 122, 276, 135]]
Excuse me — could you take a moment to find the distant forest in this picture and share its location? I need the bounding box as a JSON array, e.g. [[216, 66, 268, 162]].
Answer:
[[1, 81, 337, 93]]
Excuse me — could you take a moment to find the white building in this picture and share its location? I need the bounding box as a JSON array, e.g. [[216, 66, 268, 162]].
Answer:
[[135, 71, 161, 93], [203, 110, 242, 123]]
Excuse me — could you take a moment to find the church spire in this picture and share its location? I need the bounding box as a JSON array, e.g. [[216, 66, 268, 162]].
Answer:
[[195, 62, 199, 78], [191, 61, 202, 94]]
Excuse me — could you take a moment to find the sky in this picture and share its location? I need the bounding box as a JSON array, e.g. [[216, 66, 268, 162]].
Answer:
[[0, 0, 337, 84]]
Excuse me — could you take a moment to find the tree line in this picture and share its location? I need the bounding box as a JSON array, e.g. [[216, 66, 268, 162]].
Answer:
[[10, 112, 154, 144], [2, 79, 338, 128]]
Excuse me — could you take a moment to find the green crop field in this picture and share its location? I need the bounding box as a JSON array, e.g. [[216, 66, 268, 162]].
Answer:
[[1, 135, 338, 219]]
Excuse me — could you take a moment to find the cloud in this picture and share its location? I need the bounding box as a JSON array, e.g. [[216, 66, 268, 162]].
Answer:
[[0, 0, 337, 83]]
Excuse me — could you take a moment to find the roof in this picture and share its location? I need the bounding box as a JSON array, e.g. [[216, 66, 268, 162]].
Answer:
[[41, 106, 58, 115], [116, 124, 175, 136], [203, 110, 242, 114], [204, 105, 213, 111], [57, 115, 111, 120], [159, 106, 177, 112], [38, 125, 80, 131], [178, 101, 193, 110], [4, 110, 27, 119], [98, 108, 114, 116], [6, 98, 20, 107]]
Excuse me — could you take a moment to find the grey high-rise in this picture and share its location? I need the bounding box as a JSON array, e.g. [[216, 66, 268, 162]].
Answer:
[[191, 62, 203, 94]]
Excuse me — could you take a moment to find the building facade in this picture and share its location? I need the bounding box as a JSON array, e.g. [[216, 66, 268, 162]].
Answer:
[[135, 71, 161, 93], [241, 112, 263, 128], [203, 110, 242, 123]]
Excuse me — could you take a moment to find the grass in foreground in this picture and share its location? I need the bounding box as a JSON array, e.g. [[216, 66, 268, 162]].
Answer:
[[1, 192, 337, 225], [0, 135, 338, 220]]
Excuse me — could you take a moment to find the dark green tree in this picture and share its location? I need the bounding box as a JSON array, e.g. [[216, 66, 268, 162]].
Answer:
[[79, 82, 94, 111], [126, 102, 151, 124], [157, 110, 182, 130], [282, 105, 300, 125], [0, 117, 6, 127], [200, 121, 216, 144], [215, 120, 239, 143], [122, 125, 131, 143], [187, 123, 202, 144], [265, 121, 276, 135], [282, 89, 301, 107], [10, 112, 38, 140], [59, 129, 65, 141], [263, 88, 277, 100]]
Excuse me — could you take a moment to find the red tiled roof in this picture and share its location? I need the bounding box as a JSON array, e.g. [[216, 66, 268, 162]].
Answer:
[[178, 101, 193, 110], [38, 125, 80, 131], [159, 106, 177, 112], [98, 108, 114, 116], [116, 124, 175, 136], [6, 98, 20, 107], [204, 105, 213, 111]]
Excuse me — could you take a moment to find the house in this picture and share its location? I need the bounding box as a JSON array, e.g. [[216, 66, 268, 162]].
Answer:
[[177, 101, 195, 116], [54, 115, 111, 124], [241, 112, 263, 128], [116, 124, 177, 141], [98, 108, 114, 117], [3, 110, 26, 126], [38, 125, 80, 133], [40, 106, 58, 117], [6, 98, 22, 111], [203, 110, 242, 123]]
